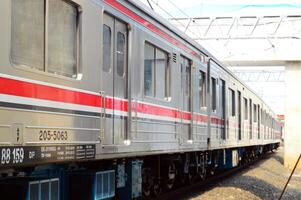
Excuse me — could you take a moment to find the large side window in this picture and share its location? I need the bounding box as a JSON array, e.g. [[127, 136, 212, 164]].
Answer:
[[144, 42, 169, 99], [199, 70, 206, 109], [229, 88, 235, 116], [48, 0, 78, 77], [12, 0, 79, 78], [12, 0, 44, 70], [211, 77, 217, 111]]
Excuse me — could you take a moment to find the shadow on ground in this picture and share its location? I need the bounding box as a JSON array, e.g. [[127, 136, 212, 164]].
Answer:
[[221, 175, 301, 200], [273, 154, 284, 165]]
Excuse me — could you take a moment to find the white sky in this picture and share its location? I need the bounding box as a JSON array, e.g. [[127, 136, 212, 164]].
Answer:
[[139, 0, 297, 115], [141, 0, 301, 17]]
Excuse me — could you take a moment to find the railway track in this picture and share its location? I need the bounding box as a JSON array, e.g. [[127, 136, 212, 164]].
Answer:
[[157, 151, 275, 200]]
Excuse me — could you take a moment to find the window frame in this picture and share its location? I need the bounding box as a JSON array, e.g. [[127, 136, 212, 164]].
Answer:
[[144, 42, 155, 97], [229, 88, 236, 117], [102, 24, 112, 73], [116, 31, 126, 77], [244, 97, 248, 120], [10, 0, 81, 80], [143, 41, 171, 101], [199, 70, 207, 110], [180, 55, 192, 110], [253, 103, 257, 122], [211, 77, 217, 112]]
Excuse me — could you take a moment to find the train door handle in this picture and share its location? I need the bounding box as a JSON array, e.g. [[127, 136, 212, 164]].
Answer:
[[99, 91, 106, 142], [99, 91, 106, 118]]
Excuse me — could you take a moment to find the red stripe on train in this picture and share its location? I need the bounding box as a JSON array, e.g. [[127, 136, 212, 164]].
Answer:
[[0, 76, 209, 122], [0, 77, 101, 107]]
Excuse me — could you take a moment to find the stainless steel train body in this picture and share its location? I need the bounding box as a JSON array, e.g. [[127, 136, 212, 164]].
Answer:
[[0, 0, 282, 199]]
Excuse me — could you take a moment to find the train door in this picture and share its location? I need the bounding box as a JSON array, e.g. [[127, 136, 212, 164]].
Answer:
[[207, 60, 219, 147], [102, 13, 128, 145], [257, 104, 261, 139], [221, 80, 226, 140], [180, 56, 192, 143], [249, 99, 253, 140], [210, 75, 218, 146], [237, 91, 242, 141], [263, 110, 267, 140]]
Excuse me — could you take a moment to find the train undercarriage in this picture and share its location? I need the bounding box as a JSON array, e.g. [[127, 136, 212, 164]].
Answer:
[[0, 143, 279, 200]]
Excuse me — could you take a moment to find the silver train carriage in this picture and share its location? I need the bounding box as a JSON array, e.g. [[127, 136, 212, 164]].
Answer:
[[0, 0, 282, 199]]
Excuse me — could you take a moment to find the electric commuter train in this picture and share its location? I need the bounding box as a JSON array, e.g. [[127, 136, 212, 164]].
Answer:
[[0, 0, 282, 199]]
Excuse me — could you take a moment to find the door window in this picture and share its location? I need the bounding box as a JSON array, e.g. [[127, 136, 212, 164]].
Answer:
[[199, 70, 206, 109], [103, 25, 112, 72], [116, 32, 125, 77]]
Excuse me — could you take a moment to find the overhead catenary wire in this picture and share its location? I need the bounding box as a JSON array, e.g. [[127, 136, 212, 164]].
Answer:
[[147, 0, 200, 39], [146, 0, 153, 10]]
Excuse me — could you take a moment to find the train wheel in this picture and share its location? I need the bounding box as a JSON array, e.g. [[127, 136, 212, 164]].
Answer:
[[199, 168, 207, 181], [142, 168, 154, 198], [164, 161, 176, 190], [152, 179, 161, 197], [187, 166, 199, 184]]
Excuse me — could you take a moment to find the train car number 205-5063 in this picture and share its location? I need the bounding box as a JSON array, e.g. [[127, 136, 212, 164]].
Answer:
[[39, 130, 68, 141]]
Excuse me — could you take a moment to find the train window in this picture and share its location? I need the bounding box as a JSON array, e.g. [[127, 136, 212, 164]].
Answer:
[[229, 88, 235, 116], [116, 32, 126, 77], [244, 98, 248, 120], [249, 99, 252, 139], [144, 42, 169, 99], [253, 104, 257, 122], [211, 77, 217, 111], [199, 70, 206, 108], [265, 112, 268, 126], [181, 56, 191, 110], [186, 65, 191, 98], [165, 58, 171, 99], [156, 48, 168, 99], [12, 0, 79, 78], [182, 58, 191, 96], [11, 0, 45, 71], [48, 0, 78, 77], [103, 25, 112, 72], [144, 43, 155, 97]]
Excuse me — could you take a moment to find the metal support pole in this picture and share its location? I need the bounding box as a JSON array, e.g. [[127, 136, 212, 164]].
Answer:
[[278, 153, 301, 200]]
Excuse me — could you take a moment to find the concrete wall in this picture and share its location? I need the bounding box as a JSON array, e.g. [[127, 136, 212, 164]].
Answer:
[[284, 61, 301, 169]]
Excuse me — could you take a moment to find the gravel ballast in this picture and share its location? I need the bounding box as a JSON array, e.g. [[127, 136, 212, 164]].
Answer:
[[187, 147, 301, 200]]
